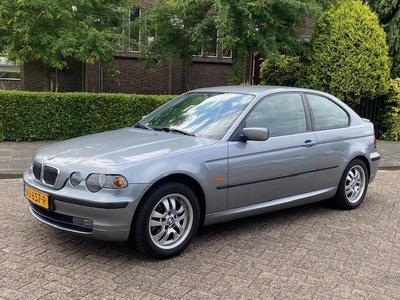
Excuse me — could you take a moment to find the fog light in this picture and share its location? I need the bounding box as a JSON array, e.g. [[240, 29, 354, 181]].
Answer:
[[72, 217, 93, 228], [70, 172, 82, 186]]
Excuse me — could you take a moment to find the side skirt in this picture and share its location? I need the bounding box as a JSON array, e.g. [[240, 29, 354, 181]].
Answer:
[[203, 187, 337, 226]]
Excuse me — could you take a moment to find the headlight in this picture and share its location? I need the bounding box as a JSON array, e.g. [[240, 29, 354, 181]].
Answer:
[[86, 173, 128, 192]]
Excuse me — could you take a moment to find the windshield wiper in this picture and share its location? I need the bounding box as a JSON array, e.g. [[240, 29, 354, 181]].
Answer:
[[162, 127, 196, 137], [134, 122, 154, 131]]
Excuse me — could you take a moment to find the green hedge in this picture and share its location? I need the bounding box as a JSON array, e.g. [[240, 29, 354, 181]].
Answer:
[[0, 91, 173, 141], [380, 79, 400, 141]]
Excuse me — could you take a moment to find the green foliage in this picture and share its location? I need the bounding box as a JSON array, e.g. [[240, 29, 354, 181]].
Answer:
[[0, 0, 131, 69], [259, 56, 302, 86], [0, 120, 4, 141], [299, 0, 391, 105], [138, 1, 214, 63], [0, 91, 172, 142], [368, 0, 400, 77], [0, 71, 20, 79], [380, 78, 400, 141], [139, 0, 320, 83]]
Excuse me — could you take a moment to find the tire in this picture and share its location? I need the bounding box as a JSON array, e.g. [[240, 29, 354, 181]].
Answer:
[[132, 182, 200, 259], [335, 159, 369, 210]]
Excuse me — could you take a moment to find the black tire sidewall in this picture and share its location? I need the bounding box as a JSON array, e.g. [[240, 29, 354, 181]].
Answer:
[[133, 182, 200, 259], [336, 159, 369, 210]]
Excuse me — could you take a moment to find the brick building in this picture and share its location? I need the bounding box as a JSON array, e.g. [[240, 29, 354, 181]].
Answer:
[[20, 3, 313, 94], [21, 1, 246, 95], [21, 51, 248, 94]]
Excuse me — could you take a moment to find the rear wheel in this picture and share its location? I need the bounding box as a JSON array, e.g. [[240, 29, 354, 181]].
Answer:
[[335, 159, 368, 210], [132, 182, 200, 259]]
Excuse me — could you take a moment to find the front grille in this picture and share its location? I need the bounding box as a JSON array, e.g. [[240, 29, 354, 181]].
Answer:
[[32, 161, 59, 186], [33, 161, 42, 180], [43, 166, 58, 185]]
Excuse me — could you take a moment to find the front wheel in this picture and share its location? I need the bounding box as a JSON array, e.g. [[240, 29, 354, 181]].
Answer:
[[132, 182, 200, 259], [335, 159, 369, 210]]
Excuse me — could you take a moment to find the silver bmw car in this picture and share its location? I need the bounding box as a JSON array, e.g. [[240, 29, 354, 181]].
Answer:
[[23, 86, 380, 259]]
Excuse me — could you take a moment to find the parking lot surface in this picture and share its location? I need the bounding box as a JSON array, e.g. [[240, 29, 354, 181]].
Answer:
[[1, 171, 400, 299]]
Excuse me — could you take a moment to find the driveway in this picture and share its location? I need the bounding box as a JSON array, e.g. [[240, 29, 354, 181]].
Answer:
[[1, 171, 400, 299]]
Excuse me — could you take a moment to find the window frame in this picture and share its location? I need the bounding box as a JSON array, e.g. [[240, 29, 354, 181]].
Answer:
[[128, 7, 141, 53], [192, 25, 232, 59], [116, 7, 232, 62], [230, 92, 311, 141], [304, 93, 351, 131]]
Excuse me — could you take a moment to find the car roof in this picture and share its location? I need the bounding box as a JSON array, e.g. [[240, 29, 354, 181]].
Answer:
[[191, 85, 314, 96]]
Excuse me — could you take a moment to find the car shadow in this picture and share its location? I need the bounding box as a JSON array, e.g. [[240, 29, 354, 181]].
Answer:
[[35, 199, 336, 262]]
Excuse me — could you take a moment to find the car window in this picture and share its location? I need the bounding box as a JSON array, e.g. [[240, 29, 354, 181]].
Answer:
[[306, 94, 349, 130], [245, 93, 307, 137], [140, 92, 254, 139]]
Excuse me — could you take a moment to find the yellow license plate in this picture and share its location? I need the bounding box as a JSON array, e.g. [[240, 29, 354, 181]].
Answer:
[[25, 186, 49, 210]]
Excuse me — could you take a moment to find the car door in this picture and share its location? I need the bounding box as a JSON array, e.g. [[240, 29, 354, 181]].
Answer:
[[227, 93, 319, 209], [304, 93, 352, 189]]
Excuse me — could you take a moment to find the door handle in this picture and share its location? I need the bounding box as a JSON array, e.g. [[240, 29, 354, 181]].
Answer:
[[302, 140, 317, 147]]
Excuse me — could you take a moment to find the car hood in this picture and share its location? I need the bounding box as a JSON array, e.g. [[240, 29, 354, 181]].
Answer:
[[34, 128, 218, 174]]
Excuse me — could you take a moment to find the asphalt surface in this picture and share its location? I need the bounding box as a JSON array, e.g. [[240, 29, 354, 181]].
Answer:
[[0, 140, 399, 299]]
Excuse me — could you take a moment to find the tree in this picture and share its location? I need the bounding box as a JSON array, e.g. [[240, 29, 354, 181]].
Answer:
[[259, 55, 302, 86], [137, 0, 320, 83], [299, 0, 390, 105], [367, 0, 400, 77], [0, 0, 131, 69]]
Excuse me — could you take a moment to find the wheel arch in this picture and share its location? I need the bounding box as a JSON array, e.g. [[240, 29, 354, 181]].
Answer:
[[135, 173, 206, 227], [351, 155, 371, 180]]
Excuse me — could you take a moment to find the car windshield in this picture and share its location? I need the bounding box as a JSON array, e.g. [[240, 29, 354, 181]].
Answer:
[[139, 92, 254, 139]]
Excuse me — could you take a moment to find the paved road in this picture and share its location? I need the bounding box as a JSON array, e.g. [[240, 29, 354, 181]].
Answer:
[[1, 171, 400, 299]]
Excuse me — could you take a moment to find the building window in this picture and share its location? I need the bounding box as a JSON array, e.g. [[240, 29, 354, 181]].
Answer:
[[222, 47, 232, 59], [195, 29, 232, 59], [129, 8, 141, 52], [204, 30, 217, 57], [128, 8, 155, 53], [118, 8, 230, 59]]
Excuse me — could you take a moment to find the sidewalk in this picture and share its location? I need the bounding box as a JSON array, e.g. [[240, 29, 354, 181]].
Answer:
[[0, 140, 399, 179], [0, 141, 53, 179]]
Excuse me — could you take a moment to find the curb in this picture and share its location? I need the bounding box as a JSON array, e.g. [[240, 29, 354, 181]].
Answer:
[[378, 166, 400, 171], [0, 173, 24, 180]]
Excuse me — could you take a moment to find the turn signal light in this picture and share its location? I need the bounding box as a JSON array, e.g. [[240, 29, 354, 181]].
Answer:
[[114, 177, 125, 187]]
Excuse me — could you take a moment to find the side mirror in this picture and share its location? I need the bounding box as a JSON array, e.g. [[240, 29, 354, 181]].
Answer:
[[240, 127, 269, 142]]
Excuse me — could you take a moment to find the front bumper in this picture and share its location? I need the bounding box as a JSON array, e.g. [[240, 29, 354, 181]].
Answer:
[[23, 172, 150, 242]]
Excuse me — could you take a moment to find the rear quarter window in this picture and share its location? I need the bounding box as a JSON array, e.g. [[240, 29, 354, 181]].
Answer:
[[306, 94, 349, 130]]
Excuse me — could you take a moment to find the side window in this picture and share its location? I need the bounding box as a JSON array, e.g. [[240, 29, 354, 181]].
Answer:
[[245, 93, 307, 137], [307, 94, 349, 130]]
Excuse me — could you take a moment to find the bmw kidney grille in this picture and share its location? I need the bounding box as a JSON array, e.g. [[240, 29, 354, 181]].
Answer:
[[32, 161, 59, 186]]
